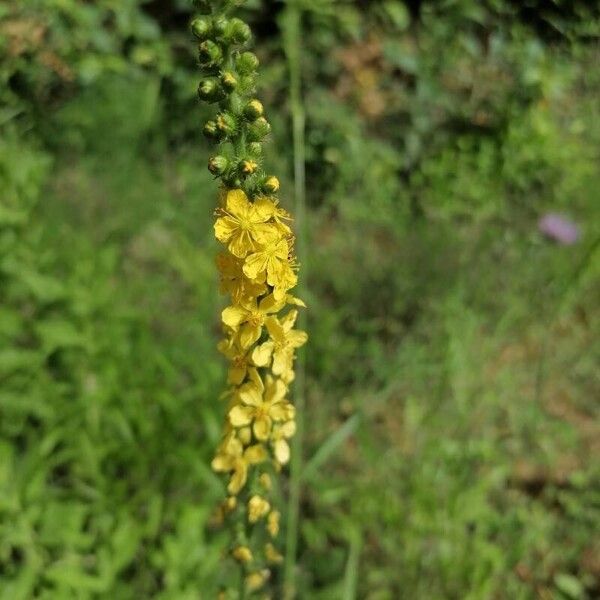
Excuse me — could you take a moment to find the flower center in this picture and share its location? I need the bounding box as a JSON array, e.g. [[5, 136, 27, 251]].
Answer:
[[247, 311, 264, 328]]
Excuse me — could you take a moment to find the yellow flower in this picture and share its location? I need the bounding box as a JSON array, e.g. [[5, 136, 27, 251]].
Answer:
[[238, 426, 252, 445], [221, 293, 285, 349], [253, 195, 293, 237], [228, 369, 293, 441], [267, 510, 280, 538], [214, 189, 279, 258], [265, 542, 283, 564], [271, 260, 298, 301], [259, 472, 272, 491], [232, 546, 253, 563], [211, 434, 267, 494], [270, 420, 296, 465], [245, 570, 269, 592], [223, 496, 237, 513], [252, 310, 308, 380], [216, 252, 266, 303], [217, 336, 253, 385], [243, 237, 289, 284], [247, 494, 270, 523]]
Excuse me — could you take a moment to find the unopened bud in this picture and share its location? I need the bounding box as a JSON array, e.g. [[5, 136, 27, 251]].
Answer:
[[198, 40, 222, 66], [232, 546, 253, 564], [238, 426, 252, 445], [212, 16, 229, 37], [216, 112, 237, 136], [248, 142, 262, 156], [226, 18, 251, 44], [236, 51, 259, 75], [240, 160, 258, 175], [208, 155, 229, 176], [203, 120, 219, 139], [246, 117, 271, 142], [221, 71, 238, 92], [243, 99, 264, 121], [191, 17, 211, 40], [263, 176, 280, 193], [197, 78, 221, 102]]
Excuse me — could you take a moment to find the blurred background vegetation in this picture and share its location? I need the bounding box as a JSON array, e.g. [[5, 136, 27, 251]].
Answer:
[[1, 0, 599, 598]]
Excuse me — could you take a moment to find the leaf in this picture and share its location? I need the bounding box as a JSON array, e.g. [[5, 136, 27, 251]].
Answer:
[[19, 269, 66, 303], [35, 320, 84, 354], [302, 413, 361, 482], [0, 348, 41, 376], [554, 573, 584, 599], [382, 0, 410, 31]]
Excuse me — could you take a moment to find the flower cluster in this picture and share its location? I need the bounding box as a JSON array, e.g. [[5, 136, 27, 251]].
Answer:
[[191, 0, 307, 594]]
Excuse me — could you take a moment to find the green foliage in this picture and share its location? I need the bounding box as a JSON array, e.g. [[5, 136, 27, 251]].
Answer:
[[1, 0, 599, 598]]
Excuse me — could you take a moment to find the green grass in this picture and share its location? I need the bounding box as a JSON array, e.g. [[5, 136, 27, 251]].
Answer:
[[2, 1, 600, 597]]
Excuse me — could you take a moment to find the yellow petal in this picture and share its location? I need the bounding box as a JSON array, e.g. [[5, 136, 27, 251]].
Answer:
[[247, 367, 264, 392], [222, 305, 248, 328], [244, 444, 267, 465], [286, 295, 306, 308], [229, 231, 254, 259], [226, 189, 250, 217], [252, 196, 277, 221], [228, 365, 247, 386], [214, 216, 238, 243], [251, 341, 274, 366], [266, 378, 287, 404], [239, 384, 262, 408], [252, 222, 281, 244], [229, 405, 254, 427], [265, 316, 286, 343], [253, 415, 272, 441], [240, 323, 261, 349], [269, 403, 289, 422], [280, 309, 299, 332], [243, 252, 269, 280], [273, 439, 290, 465], [228, 463, 247, 494], [288, 330, 308, 348], [265, 543, 283, 564], [211, 454, 234, 472], [281, 420, 297, 438], [272, 348, 292, 376], [259, 293, 284, 314]]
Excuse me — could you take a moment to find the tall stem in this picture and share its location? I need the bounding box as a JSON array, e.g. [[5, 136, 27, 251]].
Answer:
[[282, 1, 306, 597]]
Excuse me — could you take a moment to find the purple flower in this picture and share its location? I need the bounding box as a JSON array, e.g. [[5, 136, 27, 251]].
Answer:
[[538, 213, 580, 245]]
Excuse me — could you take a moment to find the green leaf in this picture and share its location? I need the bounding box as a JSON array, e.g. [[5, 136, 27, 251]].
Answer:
[[35, 320, 84, 354], [302, 413, 361, 482], [554, 573, 584, 599]]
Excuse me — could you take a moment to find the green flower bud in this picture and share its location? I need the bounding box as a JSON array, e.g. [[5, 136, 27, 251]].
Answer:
[[221, 71, 238, 92], [243, 99, 264, 121], [198, 40, 223, 67], [197, 78, 222, 102], [248, 142, 262, 156], [240, 159, 258, 176], [191, 17, 211, 40], [216, 112, 237, 136], [212, 16, 229, 37], [203, 120, 219, 139], [246, 116, 271, 142], [208, 155, 229, 176], [262, 176, 280, 193], [236, 51, 259, 75], [225, 18, 251, 45]]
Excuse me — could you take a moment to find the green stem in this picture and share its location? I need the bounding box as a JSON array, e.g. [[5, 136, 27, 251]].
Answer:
[[282, 2, 306, 598]]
